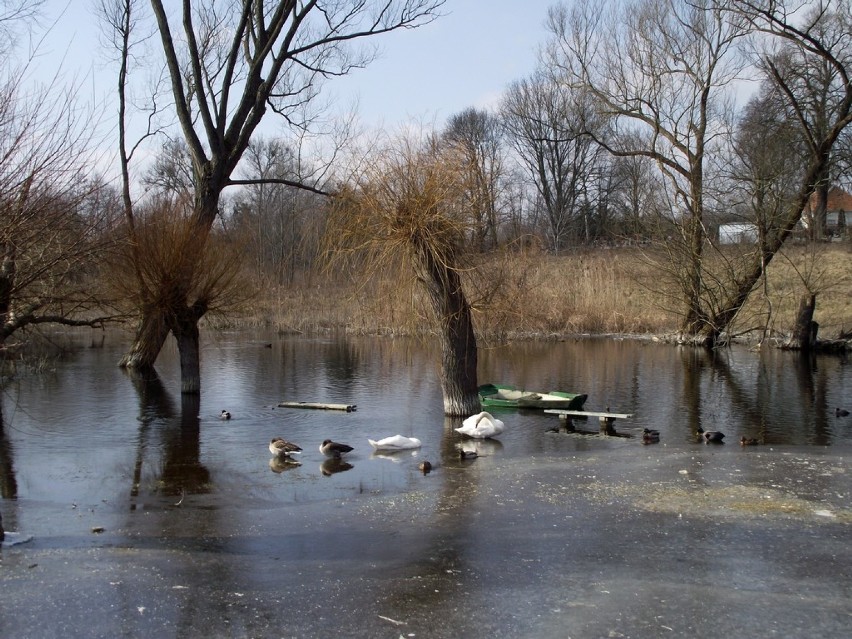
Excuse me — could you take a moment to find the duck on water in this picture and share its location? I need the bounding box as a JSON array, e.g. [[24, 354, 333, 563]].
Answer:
[[697, 427, 725, 443]]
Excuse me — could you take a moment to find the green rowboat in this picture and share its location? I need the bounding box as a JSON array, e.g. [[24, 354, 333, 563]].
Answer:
[[478, 383, 587, 410]]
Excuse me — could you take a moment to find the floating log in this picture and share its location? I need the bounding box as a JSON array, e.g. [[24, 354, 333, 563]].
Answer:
[[278, 402, 357, 412]]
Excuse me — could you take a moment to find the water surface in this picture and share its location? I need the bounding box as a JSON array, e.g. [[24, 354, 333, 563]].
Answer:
[[1, 331, 850, 638]]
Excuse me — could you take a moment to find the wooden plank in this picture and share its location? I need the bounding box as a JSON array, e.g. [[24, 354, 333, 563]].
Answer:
[[278, 402, 357, 412], [543, 409, 634, 419]]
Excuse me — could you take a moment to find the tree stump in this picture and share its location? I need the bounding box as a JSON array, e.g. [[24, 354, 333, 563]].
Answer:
[[789, 293, 818, 351]]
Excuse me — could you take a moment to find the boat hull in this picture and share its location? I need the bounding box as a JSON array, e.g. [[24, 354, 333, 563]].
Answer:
[[478, 383, 587, 410]]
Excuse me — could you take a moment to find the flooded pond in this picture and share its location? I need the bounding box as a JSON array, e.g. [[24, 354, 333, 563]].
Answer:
[[1, 331, 851, 638]]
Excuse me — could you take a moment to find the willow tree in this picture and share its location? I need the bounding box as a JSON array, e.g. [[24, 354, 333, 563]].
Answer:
[[103, 193, 255, 384], [102, 0, 444, 393], [325, 133, 480, 416]]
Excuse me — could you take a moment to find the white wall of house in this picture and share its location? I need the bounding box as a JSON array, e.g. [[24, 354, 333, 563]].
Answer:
[[719, 223, 758, 244]]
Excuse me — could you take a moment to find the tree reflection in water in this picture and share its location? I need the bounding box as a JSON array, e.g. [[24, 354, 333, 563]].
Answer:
[[126, 368, 211, 509]]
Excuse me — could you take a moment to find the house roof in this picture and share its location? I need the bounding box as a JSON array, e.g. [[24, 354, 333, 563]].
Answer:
[[806, 186, 852, 212]]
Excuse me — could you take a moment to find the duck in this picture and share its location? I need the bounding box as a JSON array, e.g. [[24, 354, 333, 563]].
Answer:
[[367, 435, 422, 451], [459, 450, 479, 460], [269, 437, 303, 457], [836, 408, 850, 417], [320, 439, 354, 458], [418, 461, 433, 474], [455, 411, 505, 439], [697, 427, 725, 443], [642, 429, 660, 445], [220, 410, 232, 420], [740, 436, 760, 446]]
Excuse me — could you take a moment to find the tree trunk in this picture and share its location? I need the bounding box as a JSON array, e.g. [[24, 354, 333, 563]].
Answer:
[[119, 307, 171, 369], [811, 176, 829, 241], [435, 298, 480, 416], [120, 192, 218, 388], [702, 146, 838, 344], [174, 316, 201, 394], [676, 175, 707, 342], [788, 293, 818, 352], [414, 242, 480, 416], [0, 399, 18, 501], [0, 242, 15, 347]]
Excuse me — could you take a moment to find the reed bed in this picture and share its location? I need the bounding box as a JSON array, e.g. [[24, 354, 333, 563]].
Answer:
[[209, 243, 851, 344]]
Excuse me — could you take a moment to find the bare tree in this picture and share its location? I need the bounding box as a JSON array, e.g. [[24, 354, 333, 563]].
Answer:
[[501, 72, 600, 252], [733, 85, 805, 239], [705, 0, 852, 348], [547, 0, 747, 341], [755, 8, 847, 241], [325, 131, 480, 416], [230, 137, 324, 285], [442, 108, 505, 251], [102, 0, 445, 393], [142, 138, 195, 197], [0, 0, 45, 57], [834, 124, 852, 189], [608, 146, 664, 242], [0, 29, 114, 350]]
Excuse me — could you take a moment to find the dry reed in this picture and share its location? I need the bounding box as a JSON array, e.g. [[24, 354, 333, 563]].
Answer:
[[224, 242, 851, 344]]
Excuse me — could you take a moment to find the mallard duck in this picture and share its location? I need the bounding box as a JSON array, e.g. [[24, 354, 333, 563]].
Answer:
[[697, 427, 725, 443], [740, 436, 760, 446], [320, 439, 354, 458], [269, 437, 303, 457], [836, 407, 850, 417], [459, 450, 479, 460], [220, 410, 232, 420], [418, 461, 433, 474], [367, 435, 422, 451], [455, 411, 505, 439], [643, 428, 660, 437]]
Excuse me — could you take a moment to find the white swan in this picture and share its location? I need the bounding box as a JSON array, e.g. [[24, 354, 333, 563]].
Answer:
[[367, 434, 422, 451], [455, 411, 505, 439]]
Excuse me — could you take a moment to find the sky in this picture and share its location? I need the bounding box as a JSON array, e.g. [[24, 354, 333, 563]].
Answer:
[[30, 0, 554, 132], [330, 0, 552, 127]]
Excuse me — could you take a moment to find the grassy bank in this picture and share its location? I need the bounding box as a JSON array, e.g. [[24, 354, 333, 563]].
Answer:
[[232, 243, 851, 344]]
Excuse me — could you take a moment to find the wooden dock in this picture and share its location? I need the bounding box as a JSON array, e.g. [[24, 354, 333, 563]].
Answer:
[[543, 409, 634, 436]]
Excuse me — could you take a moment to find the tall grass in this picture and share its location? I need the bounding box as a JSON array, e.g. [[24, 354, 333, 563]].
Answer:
[[214, 243, 851, 344]]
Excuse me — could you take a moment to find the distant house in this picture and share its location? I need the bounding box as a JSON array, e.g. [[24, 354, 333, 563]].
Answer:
[[803, 186, 852, 236], [718, 222, 758, 244]]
